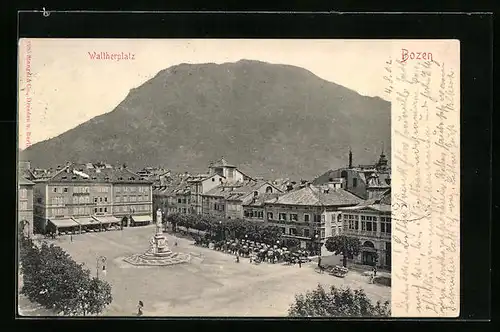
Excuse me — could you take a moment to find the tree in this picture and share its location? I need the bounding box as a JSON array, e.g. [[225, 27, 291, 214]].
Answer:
[[18, 235, 112, 316], [324, 235, 361, 267], [288, 284, 390, 317]]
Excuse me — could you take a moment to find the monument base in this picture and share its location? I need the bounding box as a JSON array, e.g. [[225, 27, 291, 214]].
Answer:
[[123, 233, 190, 266]]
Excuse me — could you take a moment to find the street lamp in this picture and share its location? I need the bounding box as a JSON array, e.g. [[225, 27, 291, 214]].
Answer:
[[96, 256, 107, 279], [315, 234, 319, 256]]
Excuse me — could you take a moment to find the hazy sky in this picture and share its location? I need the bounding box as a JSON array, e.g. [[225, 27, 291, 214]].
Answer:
[[18, 39, 393, 148]]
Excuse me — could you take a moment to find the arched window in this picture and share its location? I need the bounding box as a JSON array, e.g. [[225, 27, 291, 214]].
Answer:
[[363, 241, 375, 248], [265, 186, 273, 194], [254, 191, 258, 197]]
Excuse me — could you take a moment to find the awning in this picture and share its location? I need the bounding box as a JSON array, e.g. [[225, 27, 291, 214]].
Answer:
[[72, 217, 99, 226], [93, 216, 121, 224], [131, 215, 152, 223], [49, 218, 79, 229]]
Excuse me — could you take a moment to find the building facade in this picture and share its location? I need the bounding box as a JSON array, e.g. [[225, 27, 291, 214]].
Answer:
[[18, 176, 35, 237], [338, 190, 391, 269], [32, 163, 153, 234], [202, 180, 281, 220], [312, 150, 391, 200], [264, 184, 363, 253]]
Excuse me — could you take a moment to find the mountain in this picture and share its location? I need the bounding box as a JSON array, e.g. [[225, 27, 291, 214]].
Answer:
[[20, 60, 391, 180]]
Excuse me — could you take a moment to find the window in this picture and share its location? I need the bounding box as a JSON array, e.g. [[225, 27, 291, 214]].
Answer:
[[104, 207, 107, 213], [353, 178, 358, 187], [64, 188, 68, 193], [267, 212, 274, 220], [99, 208, 103, 212], [94, 197, 98, 203], [279, 213, 287, 221], [212, 178, 215, 182], [94, 208, 98, 213], [321, 229, 325, 238], [104, 197, 108, 202], [321, 215, 326, 222], [303, 228, 310, 237], [381, 217, 391, 234], [178, 198, 182, 203], [290, 214, 298, 221], [258, 211, 264, 219], [304, 214, 310, 222], [289, 228, 297, 235], [53, 187, 57, 193], [265, 186, 273, 194], [116, 196, 121, 202], [182, 208, 187, 213]]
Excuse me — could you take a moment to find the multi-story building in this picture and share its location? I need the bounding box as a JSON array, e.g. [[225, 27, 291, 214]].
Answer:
[[202, 180, 282, 219], [32, 163, 153, 234], [207, 157, 253, 183], [338, 189, 391, 269], [312, 149, 391, 200], [153, 158, 253, 218], [18, 174, 35, 237], [264, 183, 363, 253]]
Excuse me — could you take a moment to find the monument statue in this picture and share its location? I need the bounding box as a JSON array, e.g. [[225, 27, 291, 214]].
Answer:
[[156, 208, 163, 234], [123, 208, 190, 266]]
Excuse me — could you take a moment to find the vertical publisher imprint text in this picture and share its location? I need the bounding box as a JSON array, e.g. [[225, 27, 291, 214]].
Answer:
[[24, 40, 32, 149]]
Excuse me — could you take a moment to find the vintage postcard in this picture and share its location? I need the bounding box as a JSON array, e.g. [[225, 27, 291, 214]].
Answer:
[[17, 39, 459, 317]]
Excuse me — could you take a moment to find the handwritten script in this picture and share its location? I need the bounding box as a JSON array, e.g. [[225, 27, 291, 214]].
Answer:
[[390, 41, 460, 317]]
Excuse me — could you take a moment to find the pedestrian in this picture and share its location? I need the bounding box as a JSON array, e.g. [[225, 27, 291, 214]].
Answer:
[[318, 257, 323, 273], [373, 266, 377, 277], [249, 255, 253, 263], [137, 301, 144, 316], [298, 259, 302, 268], [236, 255, 240, 263], [175, 241, 178, 246], [70, 234, 73, 242]]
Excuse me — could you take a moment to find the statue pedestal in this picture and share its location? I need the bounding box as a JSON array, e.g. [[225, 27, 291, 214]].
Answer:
[[123, 232, 190, 266]]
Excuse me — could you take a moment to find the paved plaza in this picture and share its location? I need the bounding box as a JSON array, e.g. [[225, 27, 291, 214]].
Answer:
[[19, 226, 390, 317]]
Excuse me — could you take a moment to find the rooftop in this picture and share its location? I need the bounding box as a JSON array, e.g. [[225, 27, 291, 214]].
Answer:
[[265, 184, 363, 207], [45, 163, 153, 184], [209, 157, 236, 168]]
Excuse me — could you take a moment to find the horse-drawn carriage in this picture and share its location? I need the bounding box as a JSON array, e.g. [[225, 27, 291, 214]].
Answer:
[[328, 265, 349, 278]]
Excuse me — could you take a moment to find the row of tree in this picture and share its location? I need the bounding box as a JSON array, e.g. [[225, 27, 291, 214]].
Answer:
[[166, 214, 371, 266], [18, 232, 113, 316], [165, 213, 287, 247], [288, 284, 390, 317]]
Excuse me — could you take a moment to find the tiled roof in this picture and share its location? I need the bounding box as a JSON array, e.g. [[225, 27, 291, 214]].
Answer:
[[209, 157, 236, 168], [266, 185, 363, 207], [204, 180, 279, 201], [47, 164, 153, 184], [339, 189, 391, 212], [18, 176, 35, 185]]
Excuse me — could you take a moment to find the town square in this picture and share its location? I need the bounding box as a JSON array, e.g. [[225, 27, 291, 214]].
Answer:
[[19, 223, 390, 316]]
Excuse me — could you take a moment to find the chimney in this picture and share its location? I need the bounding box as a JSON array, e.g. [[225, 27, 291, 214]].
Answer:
[[349, 148, 353, 169]]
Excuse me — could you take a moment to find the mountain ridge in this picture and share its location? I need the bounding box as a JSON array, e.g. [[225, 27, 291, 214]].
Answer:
[[20, 60, 391, 179]]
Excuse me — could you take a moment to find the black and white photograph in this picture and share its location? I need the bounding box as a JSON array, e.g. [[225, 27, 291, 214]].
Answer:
[[17, 38, 460, 317]]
